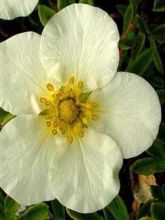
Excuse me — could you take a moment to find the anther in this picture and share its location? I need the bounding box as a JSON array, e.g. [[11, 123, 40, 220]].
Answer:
[[52, 129, 57, 135], [92, 115, 99, 121], [69, 76, 75, 84], [47, 83, 54, 91], [46, 121, 51, 127], [78, 130, 84, 137], [82, 117, 88, 126], [67, 135, 73, 144], [77, 81, 83, 89], [40, 97, 47, 104]]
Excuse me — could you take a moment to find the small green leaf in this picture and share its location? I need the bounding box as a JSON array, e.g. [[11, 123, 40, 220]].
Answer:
[[152, 24, 165, 43], [79, 0, 94, 5], [38, 5, 55, 26], [131, 32, 146, 60], [134, 14, 149, 34], [153, 0, 165, 12], [107, 196, 129, 220], [19, 203, 48, 220], [131, 158, 165, 175], [123, 2, 133, 32], [147, 138, 165, 158], [157, 90, 165, 105], [4, 196, 20, 219], [66, 209, 103, 220], [0, 190, 5, 211], [116, 4, 127, 16], [0, 211, 7, 220], [57, 0, 75, 10], [151, 202, 165, 219], [127, 48, 154, 76], [51, 200, 65, 219]]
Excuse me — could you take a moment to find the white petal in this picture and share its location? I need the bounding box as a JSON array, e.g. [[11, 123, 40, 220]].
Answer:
[[0, 0, 38, 20], [0, 115, 65, 205], [49, 129, 122, 213], [40, 3, 119, 91], [89, 72, 161, 158], [0, 32, 47, 115]]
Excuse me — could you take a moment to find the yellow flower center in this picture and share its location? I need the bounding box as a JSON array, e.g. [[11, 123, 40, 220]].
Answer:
[[39, 76, 99, 144]]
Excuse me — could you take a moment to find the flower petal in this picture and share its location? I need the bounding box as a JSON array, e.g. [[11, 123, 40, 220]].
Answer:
[[0, 32, 47, 115], [0, 115, 66, 205], [40, 3, 119, 91], [49, 129, 122, 213], [89, 72, 161, 158], [0, 0, 38, 20]]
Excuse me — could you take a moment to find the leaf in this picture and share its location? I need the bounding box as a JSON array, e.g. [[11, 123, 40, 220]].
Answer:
[[150, 37, 164, 74], [152, 24, 165, 43], [116, 4, 127, 16], [57, 0, 75, 10], [131, 158, 165, 175], [103, 208, 115, 220], [0, 211, 7, 220], [123, 2, 133, 32], [79, 0, 94, 5], [0, 108, 8, 124], [66, 209, 103, 220], [153, 0, 165, 12], [51, 200, 65, 219], [0, 190, 5, 211], [157, 90, 165, 105], [4, 196, 20, 219], [147, 138, 165, 158], [38, 5, 55, 26], [137, 199, 156, 219], [150, 185, 165, 201], [131, 32, 146, 60], [19, 203, 48, 220], [134, 14, 149, 34], [151, 202, 165, 219], [107, 196, 129, 220], [126, 48, 154, 76]]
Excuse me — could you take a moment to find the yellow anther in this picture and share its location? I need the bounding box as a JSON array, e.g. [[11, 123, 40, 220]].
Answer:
[[52, 129, 57, 135], [82, 117, 88, 126], [46, 121, 51, 127], [77, 81, 83, 89], [92, 114, 99, 121], [53, 119, 59, 127], [40, 97, 47, 104], [78, 130, 84, 137], [69, 76, 75, 84], [45, 101, 51, 106], [47, 83, 54, 91], [59, 125, 65, 134], [91, 102, 99, 108], [67, 134, 73, 144]]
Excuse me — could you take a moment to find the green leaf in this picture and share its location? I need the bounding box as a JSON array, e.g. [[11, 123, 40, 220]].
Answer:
[[79, 0, 94, 5], [153, 0, 165, 12], [19, 203, 48, 220], [150, 185, 165, 201], [152, 24, 165, 43], [131, 32, 146, 60], [0, 108, 8, 124], [0, 190, 5, 211], [157, 90, 165, 105], [51, 200, 65, 219], [66, 209, 103, 220], [134, 14, 149, 34], [103, 208, 115, 220], [147, 138, 165, 158], [123, 2, 133, 32], [137, 199, 155, 219], [151, 202, 165, 219], [4, 196, 20, 219], [131, 158, 165, 175], [38, 5, 55, 26], [0, 211, 7, 220], [116, 4, 127, 16], [126, 48, 154, 76], [57, 0, 75, 10], [107, 196, 129, 220], [150, 38, 164, 74]]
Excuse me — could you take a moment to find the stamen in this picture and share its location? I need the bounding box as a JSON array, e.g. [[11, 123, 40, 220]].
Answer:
[[47, 83, 54, 91], [92, 115, 99, 121], [52, 129, 57, 135], [69, 76, 75, 84], [67, 134, 73, 144], [40, 97, 47, 104], [77, 81, 83, 89], [46, 121, 51, 127]]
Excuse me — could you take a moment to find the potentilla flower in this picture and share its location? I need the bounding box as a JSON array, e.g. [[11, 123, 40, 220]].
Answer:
[[0, 4, 161, 213], [0, 0, 38, 20]]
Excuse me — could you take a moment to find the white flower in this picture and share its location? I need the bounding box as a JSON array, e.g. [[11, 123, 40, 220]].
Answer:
[[0, 3, 161, 213], [0, 0, 38, 20]]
